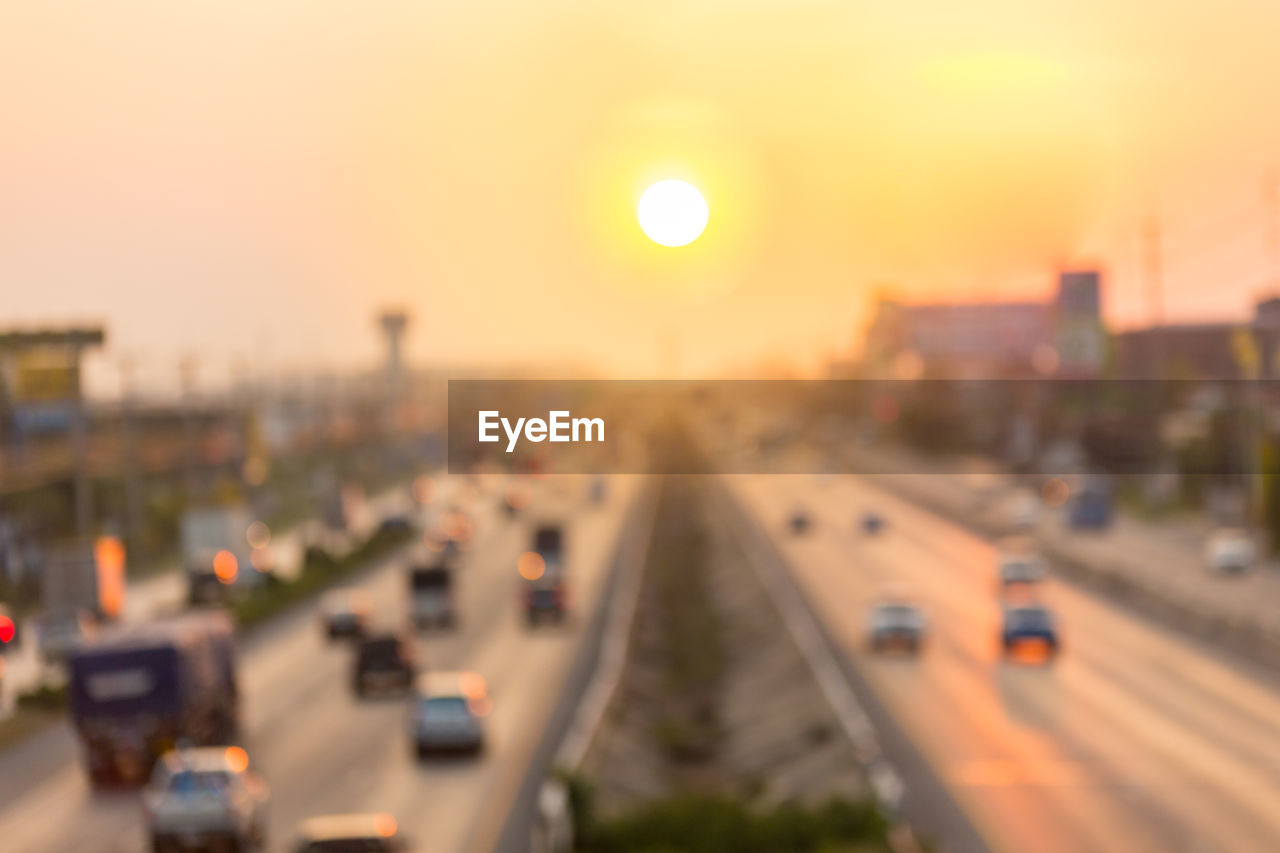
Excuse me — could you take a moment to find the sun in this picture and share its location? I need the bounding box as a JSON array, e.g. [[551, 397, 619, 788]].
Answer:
[[637, 179, 708, 247]]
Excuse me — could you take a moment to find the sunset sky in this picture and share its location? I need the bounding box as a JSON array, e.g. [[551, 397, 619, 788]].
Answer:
[[5, 1, 1280, 393]]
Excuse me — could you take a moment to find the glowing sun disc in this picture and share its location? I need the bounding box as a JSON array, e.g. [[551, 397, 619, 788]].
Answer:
[[637, 180, 708, 247]]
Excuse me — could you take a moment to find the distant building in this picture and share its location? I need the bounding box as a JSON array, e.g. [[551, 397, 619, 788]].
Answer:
[[860, 270, 1105, 378], [1113, 297, 1280, 379]]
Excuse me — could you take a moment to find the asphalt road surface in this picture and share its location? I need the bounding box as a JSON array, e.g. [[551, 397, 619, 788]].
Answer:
[[730, 473, 1280, 853]]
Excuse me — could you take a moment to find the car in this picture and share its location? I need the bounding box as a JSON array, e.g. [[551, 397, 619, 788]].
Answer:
[[407, 561, 455, 629], [294, 813, 405, 852], [409, 671, 489, 756], [788, 509, 811, 535], [520, 525, 570, 626], [997, 554, 1048, 590], [1206, 528, 1255, 575], [33, 607, 97, 663], [522, 580, 570, 626], [867, 601, 926, 653], [502, 486, 529, 518], [859, 511, 886, 536], [319, 589, 372, 640], [1000, 603, 1059, 660], [1067, 479, 1112, 530], [377, 515, 414, 536], [352, 632, 416, 696], [588, 476, 608, 505], [143, 746, 269, 853]]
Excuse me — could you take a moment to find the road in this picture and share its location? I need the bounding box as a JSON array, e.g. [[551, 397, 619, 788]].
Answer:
[[0, 474, 641, 853], [729, 473, 1280, 853], [843, 445, 1280, 656]]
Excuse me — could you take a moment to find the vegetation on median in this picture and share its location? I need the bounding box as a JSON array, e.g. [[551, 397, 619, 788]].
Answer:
[[646, 477, 724, 765], [562, 770, 892, 853], [231, 523, 415, 628]]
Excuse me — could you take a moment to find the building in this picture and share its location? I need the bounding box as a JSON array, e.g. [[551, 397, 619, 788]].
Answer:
[[1112, 297, 1280, 379], [860, 270, 1105, 378]]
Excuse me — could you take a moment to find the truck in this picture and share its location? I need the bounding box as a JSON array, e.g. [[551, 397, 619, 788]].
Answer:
[[181, 506, 258, 604], [521, 524, 569, 626], [67, 610, 239, 786], [41, 541, 112, 619], [408, 559, 455, 629], [36, 540, 124, 661], [180, 506, 300, 603], [307, 482, 374, 563]]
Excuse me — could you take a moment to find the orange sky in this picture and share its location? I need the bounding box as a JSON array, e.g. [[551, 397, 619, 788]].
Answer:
[[4, 1, 1280, 391]]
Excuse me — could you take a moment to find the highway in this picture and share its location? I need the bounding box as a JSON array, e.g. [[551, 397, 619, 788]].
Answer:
[[0, 474, 641, 853], [729, 473, 1280, 853]]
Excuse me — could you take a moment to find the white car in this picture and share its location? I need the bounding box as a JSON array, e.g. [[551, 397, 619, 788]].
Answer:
[[997, 553, 1047, 590], [867, 601, 927, 653], [144, 747, 269, 853], [410, 671, 489, 756], [294, 813, 405, 852], [1206, 528, 1256, 575]]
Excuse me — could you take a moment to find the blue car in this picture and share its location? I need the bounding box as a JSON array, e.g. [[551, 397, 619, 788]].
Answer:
[[1000, 603, 1059, 659], [1068, 481, 1112, 530], [860, 512, 886, 536]]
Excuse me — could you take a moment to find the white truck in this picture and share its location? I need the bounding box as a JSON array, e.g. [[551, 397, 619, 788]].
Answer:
[[181, 507, 297, 604]]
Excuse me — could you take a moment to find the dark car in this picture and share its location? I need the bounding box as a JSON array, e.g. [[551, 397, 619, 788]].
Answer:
[[1001, 604, 1059, 660], [788, 510, 811, 535], [1068, 480, 1112, 530], [352, 633, 416, 696], [860, 512, 886, 536], [408, 564, 455, 629], [522, 582, 570, 626], [320, 589, 372, 641], [521, 525, 569, 626]]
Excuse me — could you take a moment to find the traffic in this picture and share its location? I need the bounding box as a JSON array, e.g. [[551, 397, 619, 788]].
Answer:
[[733, 472, 1280, 853], [0, 474, 639, 853]]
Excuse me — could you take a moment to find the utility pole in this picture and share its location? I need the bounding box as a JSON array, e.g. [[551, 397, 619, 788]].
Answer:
[[119, 354, 143, 555], [1142, 214, 1166, 377], [70, 340, 92, 548], [179, 355, 199, 504]]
